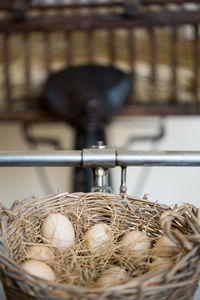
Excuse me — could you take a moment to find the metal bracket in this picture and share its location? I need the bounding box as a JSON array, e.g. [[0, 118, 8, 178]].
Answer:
[[82, 142, 116, 169], [120, 167, 127, 195], [83, 142, 127, 194], [91, 167, 113, 193], [84, 141, 114, 193]]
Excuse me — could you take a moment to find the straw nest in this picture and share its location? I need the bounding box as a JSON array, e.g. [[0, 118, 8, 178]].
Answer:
[[0, 192, 200, 300]]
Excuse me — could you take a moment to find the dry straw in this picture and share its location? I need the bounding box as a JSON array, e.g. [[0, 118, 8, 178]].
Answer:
[[0, 192, 200, 299]]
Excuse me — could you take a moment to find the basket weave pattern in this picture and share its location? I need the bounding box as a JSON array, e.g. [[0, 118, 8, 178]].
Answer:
[[0, 192, 200, 300]]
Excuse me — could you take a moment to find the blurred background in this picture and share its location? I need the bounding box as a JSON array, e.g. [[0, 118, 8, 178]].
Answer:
[[0, 1, 200, 297]]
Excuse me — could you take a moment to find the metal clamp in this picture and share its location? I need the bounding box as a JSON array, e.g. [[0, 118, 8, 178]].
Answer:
[[83, 141, 114, 193]]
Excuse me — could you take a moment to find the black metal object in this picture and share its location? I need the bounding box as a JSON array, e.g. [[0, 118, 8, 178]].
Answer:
[[43, 64, 132, 192], [44, 65, 132, 125]]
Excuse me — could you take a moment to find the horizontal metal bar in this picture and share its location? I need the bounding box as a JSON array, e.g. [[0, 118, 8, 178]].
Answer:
[[0, 12, 200, 33], [0, 2, 121, 10], [1, 150, 200, 167], [116, 150, 200, 167], [2, 103, 200, 122], [0, 151, 82, 167], [0, 0, 198, 10]]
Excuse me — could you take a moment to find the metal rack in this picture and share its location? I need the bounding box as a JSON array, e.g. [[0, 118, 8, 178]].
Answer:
[[0, 0, 199, 119], [1, 148, 200, 194]]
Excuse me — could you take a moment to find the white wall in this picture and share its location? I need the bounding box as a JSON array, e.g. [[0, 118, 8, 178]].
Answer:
[[0, 122, 74, 207], [108, 116, 200, 207]]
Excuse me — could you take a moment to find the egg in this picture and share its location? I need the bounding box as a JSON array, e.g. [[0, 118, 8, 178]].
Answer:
[[25, 245, 54, 261], [95, 266, 128, 288], [152, 235, 179, 259], [40, 213, 75, 252], [83, 223, 114, 254], [21, 260, 56, 281], [119, 230, 151, 255], [148, 259, 173, 272]]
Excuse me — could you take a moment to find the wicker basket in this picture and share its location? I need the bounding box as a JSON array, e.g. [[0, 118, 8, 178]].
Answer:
[[0, 192, 200, 300]]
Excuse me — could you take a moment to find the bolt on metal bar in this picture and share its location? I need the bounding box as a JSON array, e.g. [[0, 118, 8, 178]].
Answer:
[[1, 150, 200, 167]]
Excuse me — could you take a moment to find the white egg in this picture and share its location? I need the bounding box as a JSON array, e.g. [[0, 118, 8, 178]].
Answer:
[[40, 213, 75, 252], [152, 235, 179, 258], [25, 245, 54, 261], [21, 260, 56, 281], [154, 235, 177, 248], [83, 223, 114, 254], [95, 266, 128, 288], [148, 259, 173, 272], [119, 231, 151, 255]]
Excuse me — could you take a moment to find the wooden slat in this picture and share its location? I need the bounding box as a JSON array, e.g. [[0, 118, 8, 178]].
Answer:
[[0, 0, 195, 10], [128, 29, 136, 72], [108, 29, 116, 64], [149, 27, 157, 102], [87, 0, 97, 17], [0, 12, 200, 32], [43, 32, 51, 74], [3, 33, 11, 109], [23, 33, 31, 107], [128, 29, 136, 102], [87, 30, 94, 63], [65, 31, 73, 66], [2, 103, 200, 122], [171, 26, 178, 103], [193, 24, 199, 105]]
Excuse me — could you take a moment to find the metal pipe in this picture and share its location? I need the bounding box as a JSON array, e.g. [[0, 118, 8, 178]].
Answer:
[[116, 150, 200, 167], [1, 150, 200, 167], [0, 151, 82, 167]]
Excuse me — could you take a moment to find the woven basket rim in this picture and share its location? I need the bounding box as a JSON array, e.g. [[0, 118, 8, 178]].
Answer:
[[0, 192, 200, 299]]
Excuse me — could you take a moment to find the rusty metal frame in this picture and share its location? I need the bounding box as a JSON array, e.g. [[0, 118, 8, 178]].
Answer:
[[0, 0, 199, 10], [0, 12, 200, 31], [0, 1, 199, 121]]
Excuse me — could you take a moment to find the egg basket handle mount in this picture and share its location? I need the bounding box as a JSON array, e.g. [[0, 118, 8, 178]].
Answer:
[[1, 146, 200, 194]]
